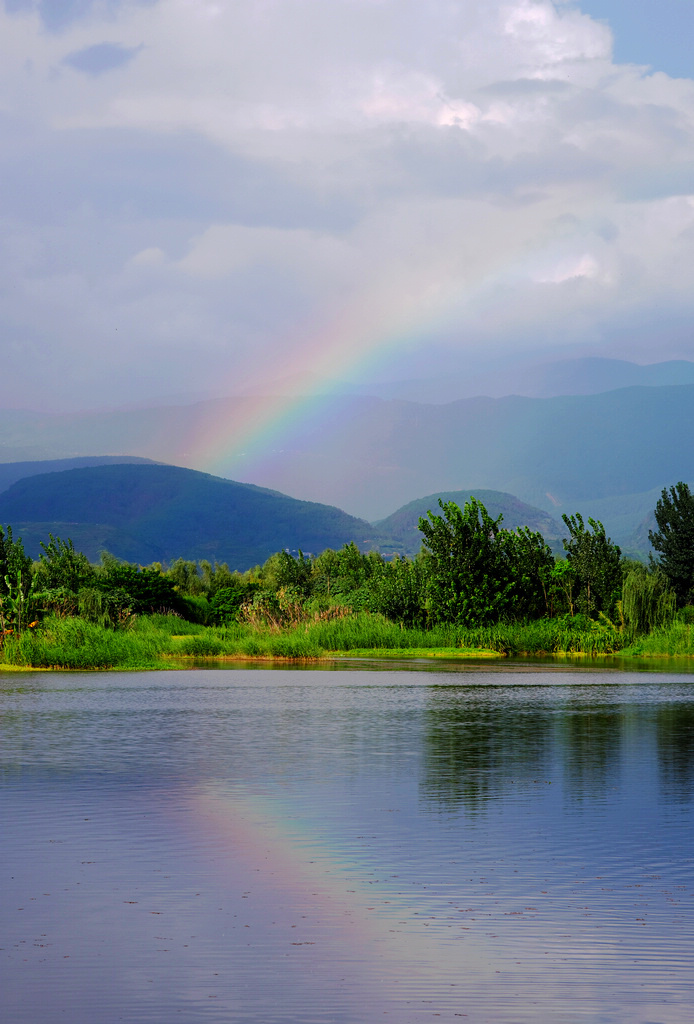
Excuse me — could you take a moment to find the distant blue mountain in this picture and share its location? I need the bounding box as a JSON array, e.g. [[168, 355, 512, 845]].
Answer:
[[0, 463, 379, 570]]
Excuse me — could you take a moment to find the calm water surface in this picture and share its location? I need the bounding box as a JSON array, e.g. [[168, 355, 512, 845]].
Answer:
[[1, 659, 693, 1023]]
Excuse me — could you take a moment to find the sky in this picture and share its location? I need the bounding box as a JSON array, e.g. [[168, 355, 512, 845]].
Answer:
[[2, 0, 694, 412]]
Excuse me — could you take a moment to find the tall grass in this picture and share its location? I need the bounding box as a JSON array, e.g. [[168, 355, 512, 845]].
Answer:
[[302, 612, 624, 656], [2, 615, 172, 669], [456, 617, 624, 656], [303, 612, 459, 650], [134, 613, 207, 636], [619, 621, 694, 657], [4, 610, 690, 671]]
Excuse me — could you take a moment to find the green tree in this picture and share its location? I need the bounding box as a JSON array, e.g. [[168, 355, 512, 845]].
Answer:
[[363, 555, 428, 628], [551, 559, 577, 617], [311, 544, 384, 606], [210, 579, 260, 623], [33, 534, 96, 594], [0, 525, 33, 609], [501, 527, 555, 620], [562, 514, 622, 618], [418, 498, 511, 625], [622, 564, 676, 634], [98, 563, 180, 615], [199, 560, 237, 597], [649, 482, 694, 606], [0, 525, 36, 633], [262, 550, 314, 600], [164, 558, 208, 596]]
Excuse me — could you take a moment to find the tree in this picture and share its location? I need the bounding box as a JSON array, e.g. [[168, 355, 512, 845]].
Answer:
[[0, 526, 36, 634], [649, 482, 694, 606], [33, 534, 95, 594], [311, 543, 384, 606], [98, 562, 180, 614], [562, 513, 622, 618], [622, 564, 676, 634], [501, 526, 555, 620], [263, 550, 314, 600], [0, 524, 32, 579], [363, 555, 428, 628], [418, 498, 511, 625]]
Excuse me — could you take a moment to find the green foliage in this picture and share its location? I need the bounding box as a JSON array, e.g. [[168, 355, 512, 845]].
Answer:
[[0, 526, 38, 633], [6, 503, 694, 668], [174, 594, 211, 624], [418, 498, 511, 625], [135, 613, 205, 636], [199, 560, 238, 596], [97, 562, 180, 615], [1, 567, 39, 634], [311, 543, 385, 604], [210, 578, 260, 623], [164, 558, 208, 596], [501, 527, 555, 620], [0, 524, 33, 594], [550, 559, 577, 617], [621, 564, 676, 635], [619, 621, 694, 658], [77, 586, 134, 629], [34, 534, 95, 593], [261, 550, 314, 599], [304, 611, 445, 651], [562, 513, 622, 617], [362, 555, 428, 627], [456, 615, 623, 656], [2, 614, 171, 669], [649, 482, 694, 606], [175, 633, 227, 657]]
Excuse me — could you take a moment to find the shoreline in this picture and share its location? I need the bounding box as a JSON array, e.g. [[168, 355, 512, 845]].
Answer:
[[3, 647, 694, 672]]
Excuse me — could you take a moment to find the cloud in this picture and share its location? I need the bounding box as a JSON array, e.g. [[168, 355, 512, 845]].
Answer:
[[4, 0, 154, 33], [64, 41, 142, 76], [1, 0, 694, 412]]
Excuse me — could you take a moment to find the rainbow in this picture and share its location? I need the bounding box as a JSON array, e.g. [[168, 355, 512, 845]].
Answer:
[[179, 263, 471, 478], [187, 783, 496, 991], [177, 192, 564, 478]]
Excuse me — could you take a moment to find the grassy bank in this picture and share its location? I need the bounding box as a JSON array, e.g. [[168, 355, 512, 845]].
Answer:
[[2, 612, 694, 671], [1, 615, 172, 670]]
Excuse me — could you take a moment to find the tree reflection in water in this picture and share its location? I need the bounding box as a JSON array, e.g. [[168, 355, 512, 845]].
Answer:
[[657, 703, 694, 802], [420, 690, 553, 812], [421, 685, 694, 813]]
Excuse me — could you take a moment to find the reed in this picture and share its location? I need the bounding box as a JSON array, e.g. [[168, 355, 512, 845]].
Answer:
[[1, 615, 172, 669], [455, 617, 624, 656], [303, 611, 458, 650], [3, 610, 688, 670], [618, 621, 694, 657]]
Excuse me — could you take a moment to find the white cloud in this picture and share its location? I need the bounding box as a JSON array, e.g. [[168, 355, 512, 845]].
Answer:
[[1, 0, 694, 411]]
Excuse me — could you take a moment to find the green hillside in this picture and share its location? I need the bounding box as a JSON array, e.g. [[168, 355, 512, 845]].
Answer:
[[375, 489, 563, 557], [0, 463, 379, 570], [0, 456, 158, 495]]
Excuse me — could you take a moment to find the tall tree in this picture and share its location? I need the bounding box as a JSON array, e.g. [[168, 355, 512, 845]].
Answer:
[[0, 525, 34, 632], [0, 525, 32, 594], [562, 513, 622, 617], [649, 482, 694, 606], [418, 497, 511, 625], [501, 526, 555, 620]]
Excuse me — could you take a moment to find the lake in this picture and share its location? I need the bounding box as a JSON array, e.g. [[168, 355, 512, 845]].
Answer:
[[1, 659, 693, 1023]]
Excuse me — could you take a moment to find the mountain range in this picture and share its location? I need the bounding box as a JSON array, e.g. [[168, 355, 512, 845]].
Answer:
[[0, 357, 688, 556], [0, 463, 565, 569]]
